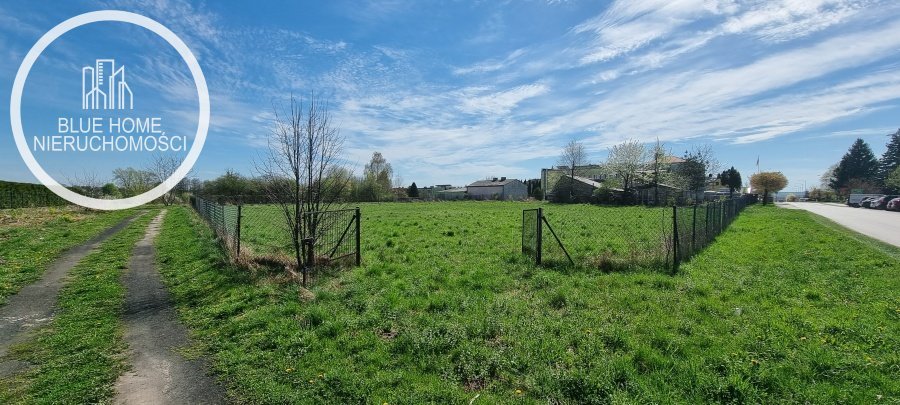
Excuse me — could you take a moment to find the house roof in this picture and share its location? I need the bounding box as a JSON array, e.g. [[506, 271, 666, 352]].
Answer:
[[565, 175, 624, 192], [663, 155, 685, 164], [467, 179, 519, 187], [437, 187, 466, 193]]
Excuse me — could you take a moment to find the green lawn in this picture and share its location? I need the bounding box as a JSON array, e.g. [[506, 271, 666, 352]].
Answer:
[[0, 211, 155, 403], [157, 203, 899, 403], [0, 206, 136, 304], [240, 202, 671, 269]]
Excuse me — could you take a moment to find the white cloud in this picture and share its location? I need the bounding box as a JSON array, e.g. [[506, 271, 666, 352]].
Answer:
[[458, 84, 550, 115]]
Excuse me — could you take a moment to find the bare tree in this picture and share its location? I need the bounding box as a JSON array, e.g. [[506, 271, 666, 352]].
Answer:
[[690, 144, 720, 177], [649, 139, 670, 204], [148, 154, 184, 206], [255, 93, 351, 286], [607, 139, 647, 201], [556, 139, 587, 202], [66, 170, 104, 199], [112, 167, 155, 197]]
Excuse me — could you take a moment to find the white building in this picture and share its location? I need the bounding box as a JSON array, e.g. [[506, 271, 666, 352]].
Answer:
[[466, 177, 527, 200]]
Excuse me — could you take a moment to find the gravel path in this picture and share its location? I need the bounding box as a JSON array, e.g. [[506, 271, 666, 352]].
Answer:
[[0, 213, 141, 374], [114, 210, 226, 404]]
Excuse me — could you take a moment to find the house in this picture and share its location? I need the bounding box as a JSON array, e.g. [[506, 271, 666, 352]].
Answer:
[[466, 177, 527, 200], [541, 164, 606, 201], [435, 187, 466, 200]]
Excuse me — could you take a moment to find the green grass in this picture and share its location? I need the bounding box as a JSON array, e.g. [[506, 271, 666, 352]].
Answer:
[[240, 202, 670, 269], [0, 211, 155, 403], [0, 206, 136, 304], [158, 203, 899, 403]]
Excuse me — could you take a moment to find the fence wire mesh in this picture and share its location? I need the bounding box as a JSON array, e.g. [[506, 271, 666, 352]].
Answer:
[[190, 195, 240, 253], [521, 208, 540, 262], [189, 196, 360, 284], [523, 195, 756, 272]]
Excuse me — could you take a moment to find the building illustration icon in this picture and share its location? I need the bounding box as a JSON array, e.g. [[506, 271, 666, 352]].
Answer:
[[82, 59, 133, 110]]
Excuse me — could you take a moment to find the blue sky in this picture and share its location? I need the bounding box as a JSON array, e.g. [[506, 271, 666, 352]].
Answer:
[[2, 0, 900, 193]]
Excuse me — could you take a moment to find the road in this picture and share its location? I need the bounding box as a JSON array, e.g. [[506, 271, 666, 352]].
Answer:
[[779, 202, 900, 247]]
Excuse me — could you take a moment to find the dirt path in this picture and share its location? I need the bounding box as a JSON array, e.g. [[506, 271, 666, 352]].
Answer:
[[114, 210, 226, 404], [0, 213, 141, 371]]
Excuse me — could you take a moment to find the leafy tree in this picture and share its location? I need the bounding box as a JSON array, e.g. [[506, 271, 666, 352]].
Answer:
[[101, 182, 119, 197], [672, 155, 706, 193], [885, 166, 900, 193], [361, 152, 393, 201], [202, 169, 254, 197], [830, 138, 879, 192], [407, 182, 419, 198], [532, 186, 543, 200], [606, 140, 646, 201], [719, 166, 742, 197], [112, 167, 155, 197], [750, 171, 788, 205], [819, 163, 838, 190], [878, 128, 900, 183]]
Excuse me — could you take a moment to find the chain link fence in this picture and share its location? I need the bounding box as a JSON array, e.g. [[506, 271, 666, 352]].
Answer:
[[522, 195, 757, 272], [189, 195, 361, 285]]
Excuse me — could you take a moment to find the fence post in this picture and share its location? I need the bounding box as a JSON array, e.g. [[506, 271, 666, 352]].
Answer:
[[691, 203, 697, 254], [536, 207, 543, 266], [235, 204, 242, 256], [355, 207, 361, 266], [672, 205, 679, 271], [302, 238, 313, 287]]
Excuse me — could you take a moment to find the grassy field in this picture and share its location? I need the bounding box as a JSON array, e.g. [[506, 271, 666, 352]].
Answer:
[[0, 206, 136, 304], [240, 202, 672, 270], [0, 210, 155, 403], [157, 203, 899, 403]]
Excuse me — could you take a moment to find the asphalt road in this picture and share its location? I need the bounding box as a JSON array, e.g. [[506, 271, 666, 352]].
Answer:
[[780, 202, 900, 247]]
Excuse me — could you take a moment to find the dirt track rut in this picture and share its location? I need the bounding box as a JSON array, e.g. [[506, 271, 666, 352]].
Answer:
[[114, 210, 226, 404]]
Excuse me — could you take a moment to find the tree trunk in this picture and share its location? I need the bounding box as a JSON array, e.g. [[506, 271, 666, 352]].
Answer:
[[762, 190, 769, 205]]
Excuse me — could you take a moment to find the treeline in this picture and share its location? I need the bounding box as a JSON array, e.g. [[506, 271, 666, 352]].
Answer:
[[195, 152, 410, 203], [817, 129, 900, 198]]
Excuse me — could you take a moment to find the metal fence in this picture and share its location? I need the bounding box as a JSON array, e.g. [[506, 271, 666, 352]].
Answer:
[[673, 194, 755, 268], [0, 187, 67, 209], [522, 195, 756, 272], [190, 195, 241, 253], [189, 195, 361, 286]]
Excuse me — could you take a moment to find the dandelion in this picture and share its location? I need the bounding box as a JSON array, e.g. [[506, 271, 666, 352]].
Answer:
[[515, 389, 523, 395], [750, 359, 759, 365], [318, 374, 324, 378], [285, 368, 293, 372], [800, 336, 806, 341], [309, 379, 314, 384]]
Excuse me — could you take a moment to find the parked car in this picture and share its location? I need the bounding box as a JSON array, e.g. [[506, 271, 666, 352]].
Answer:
[[860, 196, 878, 208], [886, 197, 900, 211], [871, 195, 899, 210], [848, 193, 883, 207]]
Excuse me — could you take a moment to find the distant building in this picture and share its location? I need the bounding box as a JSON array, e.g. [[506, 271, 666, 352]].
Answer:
[[541, 165, 606, 201], [435, 187, 466, 200], [466, 177, 527, 200]]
